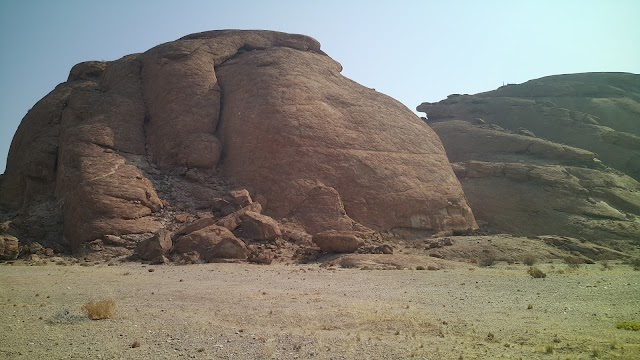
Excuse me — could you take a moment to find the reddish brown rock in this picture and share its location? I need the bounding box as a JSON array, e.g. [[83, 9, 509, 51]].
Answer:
[[174, 218, 217, 238], [215, 202, 263, 231], [172, 224, 246, 260], [0, 30, 476, 257], [312, 230, 364, 253], [204, 237, 248, 260], [216, 43, 476, 234], [136, 230, 172, 261], [240, 211, 282, 241], [229, 189, 252, 207]]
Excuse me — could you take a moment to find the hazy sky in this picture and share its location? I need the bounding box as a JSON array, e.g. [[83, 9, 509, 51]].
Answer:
[[1, 0, 638, 172]]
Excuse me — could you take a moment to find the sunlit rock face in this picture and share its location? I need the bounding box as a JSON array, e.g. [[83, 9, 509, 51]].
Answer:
[[418, 73, 640, 244], [0, 30, 476, 254]]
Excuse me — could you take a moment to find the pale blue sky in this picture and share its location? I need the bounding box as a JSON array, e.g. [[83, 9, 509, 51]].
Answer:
[[1, 0, 638, 172]]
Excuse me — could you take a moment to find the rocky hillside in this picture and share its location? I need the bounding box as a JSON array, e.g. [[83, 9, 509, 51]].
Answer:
[[418, 73, 640, 246], [0, 30, 476, 261]]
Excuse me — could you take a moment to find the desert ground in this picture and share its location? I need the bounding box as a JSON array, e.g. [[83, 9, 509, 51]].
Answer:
[[1, 256, 639, 360]]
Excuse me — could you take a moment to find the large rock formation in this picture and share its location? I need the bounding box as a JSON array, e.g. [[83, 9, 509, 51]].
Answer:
[[0, 30, 476, 256], [417, 73, 640, 244]]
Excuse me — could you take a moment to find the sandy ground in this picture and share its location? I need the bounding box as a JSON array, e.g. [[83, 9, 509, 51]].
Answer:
[[1, 260, 639, 360]]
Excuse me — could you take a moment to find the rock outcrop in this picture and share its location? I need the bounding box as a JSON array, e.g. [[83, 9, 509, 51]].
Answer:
[[0, 30, 476, 258], [418, 73, 640, 244]]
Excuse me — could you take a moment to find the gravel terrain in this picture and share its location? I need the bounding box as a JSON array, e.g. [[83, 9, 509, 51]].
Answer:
[[1, 260, 639, 359]]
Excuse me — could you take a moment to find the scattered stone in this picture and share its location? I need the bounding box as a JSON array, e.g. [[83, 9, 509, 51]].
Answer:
[[248, 249, 273, 265], [215, 202, 263, 231], [29, 242, 44, 255], [174, 214, 191, 223], [229, 189, 252, 207], [173, 251, 201, 265]]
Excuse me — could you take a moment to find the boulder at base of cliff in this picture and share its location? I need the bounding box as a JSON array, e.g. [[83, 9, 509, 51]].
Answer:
[[312, 231, 364, 253], [0, 234, 20, 260]]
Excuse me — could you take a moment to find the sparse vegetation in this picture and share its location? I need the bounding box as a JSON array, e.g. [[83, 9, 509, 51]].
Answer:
[[48, 309, 87, 324], [81, 299, 116, 320], [415, 266, 426, 270], [478, 253, 496, 267], [600, 261, 612, 271], [616, 321, 640, 331], [522, 253, 537, 266], [625, 258, 640, 271], [338, 257, 358, 268], [544, 344, 554, 354], [563, 256, 583, 268], [527, 267, 546, 278]]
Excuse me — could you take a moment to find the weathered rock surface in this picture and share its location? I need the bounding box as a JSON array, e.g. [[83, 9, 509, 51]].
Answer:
[[0, 30, 476, 257], [418, 73, 640, 244], [136, 230, 172, 262], [239, 211, 282, 241], [172, 224, 248, 261], [0, 234, 20, 260], [418, 72, 640, 180], [313, 230, 365, 253]]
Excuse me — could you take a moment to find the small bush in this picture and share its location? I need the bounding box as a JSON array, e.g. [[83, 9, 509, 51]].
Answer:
[[616, 321, 640, 331], [545, 344, 554, 354], [527, 267, 547, 278], [522, 254, 537, 266], [415, 265, 426, 270], [81, 299, 116, 320]]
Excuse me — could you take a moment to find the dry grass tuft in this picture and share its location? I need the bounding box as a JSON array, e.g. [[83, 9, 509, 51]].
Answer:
[[527, 267, 547, 278], [338, 256, 359, 268], [563, 256, 583, 268], [616, 321, 640, 331], [522, 253, 537, 266], [81, 299, 116, 320]]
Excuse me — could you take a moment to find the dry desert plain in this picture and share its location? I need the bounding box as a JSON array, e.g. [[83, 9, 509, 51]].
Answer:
[[2, 254, 640, 360]]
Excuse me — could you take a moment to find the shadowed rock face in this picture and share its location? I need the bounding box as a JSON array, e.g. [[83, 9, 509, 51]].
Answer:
[[0, 30, 476, 253], [417, 73, 640, 244]]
